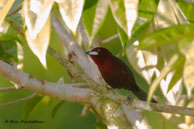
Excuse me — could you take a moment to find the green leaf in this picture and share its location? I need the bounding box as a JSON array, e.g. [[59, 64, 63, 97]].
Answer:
[[51, 101, 65, 118], [91, 0, 109, 40], [179, 36, 194, 97], [178, 34, 194, 55], [82, 0, 108, 42], [57, 0, 84, 33], [23, 95, 42, 120], [148, 54, 179, 103], [7, 13, 23, 25], [168, 55, 185, 92], [109, 0, 127, 34], [0, 33, 21, 45], [117, 25, 128, 48], [138, 24, 194, 49], [4, 20, 23, 44], [126, 23, 150, 47], [126, 0, 159, 48], [0, 38, 17, 64], [23, 95, 53, 120], [96, 119, 107, 129], [177, 0, 194, 23], [82, 2, 98, 36], [83, 0, 98, 10]]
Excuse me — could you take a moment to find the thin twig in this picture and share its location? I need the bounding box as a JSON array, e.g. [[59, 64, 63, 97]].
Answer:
[[0, 86, 16, 92], [78, 20, 89, 45], [7, 3, 22, 17], [81, 104, 92, 117], [102, 34, 119, 44], [67, 69, 77, 83], [0, 93, 37, 109], [63, 82, 88, 88], [72, 84, 88, 88], [129, 99, 194, 117], [179, 0, 194, 4], [5, 18, 24, 36]]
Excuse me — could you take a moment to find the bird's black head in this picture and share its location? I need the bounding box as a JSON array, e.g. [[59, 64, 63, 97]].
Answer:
[[86, 47, 113, 65], [86, 47, 112, 57]]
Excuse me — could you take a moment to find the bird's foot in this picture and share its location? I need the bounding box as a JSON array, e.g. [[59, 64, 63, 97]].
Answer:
[[106, 87, 114, 91], [126, 91, 132, 103], [127, 95, 131, 102]]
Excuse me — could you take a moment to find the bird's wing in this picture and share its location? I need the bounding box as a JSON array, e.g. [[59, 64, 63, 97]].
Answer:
[[113, 56, 140, 90], [113, 57, 134, 77]]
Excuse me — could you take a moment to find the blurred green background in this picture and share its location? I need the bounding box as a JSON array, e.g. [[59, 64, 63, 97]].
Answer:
[[0, 0, 190, 128]]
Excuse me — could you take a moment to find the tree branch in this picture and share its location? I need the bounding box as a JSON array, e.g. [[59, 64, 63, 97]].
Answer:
[[0, 59, 194, 117], [179, 0, 194, 4], [102, 34, 119, 44], [0, 93, 37, 109], [0, 86, 16, 92], [78, 20, 89, 45], [0, 60, 93, 104], [81, 104, 92, 117], [52, 13, 100, 82], [47, 47, 108, 93], [47, 47, 194, 117], [129, 99, 194, 116]]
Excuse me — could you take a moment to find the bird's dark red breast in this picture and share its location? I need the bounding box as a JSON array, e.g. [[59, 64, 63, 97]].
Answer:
[[86, 47, 157, 103]]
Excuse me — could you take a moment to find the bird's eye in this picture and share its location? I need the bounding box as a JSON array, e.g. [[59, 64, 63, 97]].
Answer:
[[97, 49, 101, 52]]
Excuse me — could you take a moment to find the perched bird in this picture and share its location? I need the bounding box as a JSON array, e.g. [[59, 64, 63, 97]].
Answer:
[[87, 47, 156, 103]]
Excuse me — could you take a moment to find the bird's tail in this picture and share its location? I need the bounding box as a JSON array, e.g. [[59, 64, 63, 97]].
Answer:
[[132, 89, 157, 103]]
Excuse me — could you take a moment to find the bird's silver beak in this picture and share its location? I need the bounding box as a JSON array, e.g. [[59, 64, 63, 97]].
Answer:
[[86, 51, 98, 55]]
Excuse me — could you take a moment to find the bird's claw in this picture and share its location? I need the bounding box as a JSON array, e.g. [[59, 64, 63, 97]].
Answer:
[[127, 95, 131, 102], [106, 87, 114, 91]]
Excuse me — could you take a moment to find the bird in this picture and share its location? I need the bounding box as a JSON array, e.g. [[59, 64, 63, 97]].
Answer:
[[86, 47, 157, 103]]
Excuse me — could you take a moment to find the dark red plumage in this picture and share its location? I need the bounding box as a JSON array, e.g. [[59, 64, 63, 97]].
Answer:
[[87, 47, 156, 103]]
